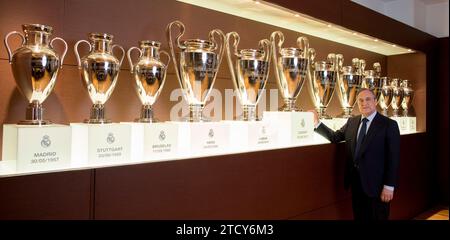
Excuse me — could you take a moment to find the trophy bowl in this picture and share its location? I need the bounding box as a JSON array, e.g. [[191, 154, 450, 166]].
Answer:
[[390, 78, 404, 117], [74, 32, 125, 124], [226, 31, 271, 121], [378, 77, 393, 116], [4, 23, 68, 125], [401, 79, 414, 116], [127, 40, 170, 122], [270, 31, 309, 111], [307, 51, 339, 119], [336, 58, 365, 118], [166, 20, 225, 122]]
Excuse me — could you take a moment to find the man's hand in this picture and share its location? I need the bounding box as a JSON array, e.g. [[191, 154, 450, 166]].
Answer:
[[380, 188, 394, 203], [308, 110, 319, 126]]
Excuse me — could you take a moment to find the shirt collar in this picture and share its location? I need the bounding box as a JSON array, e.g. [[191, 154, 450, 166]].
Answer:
[[361, 111, 377, 122]]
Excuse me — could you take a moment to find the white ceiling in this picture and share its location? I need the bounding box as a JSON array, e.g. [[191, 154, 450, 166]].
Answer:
[[352, 0, 449, 37]]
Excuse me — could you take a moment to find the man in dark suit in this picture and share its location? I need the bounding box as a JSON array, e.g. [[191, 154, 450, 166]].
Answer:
[[312, 89, 400, 220]]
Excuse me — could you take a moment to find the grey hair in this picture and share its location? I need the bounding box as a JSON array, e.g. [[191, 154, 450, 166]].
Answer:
[[358, 88, 376, 100]]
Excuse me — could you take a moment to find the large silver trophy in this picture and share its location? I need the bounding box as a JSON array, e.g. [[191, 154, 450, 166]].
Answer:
[[127, 41, 170, 122], [226, 32, 271, 121], [166, 20, 225, 122], [74, 33, 125, 124], [336, 58, 364, 118], [4, 24, 68, 125], [270, 31, 309, 111], [390, 78, 404, 117], [307, 51, 340, 119], [378, 77, 393, 116], [400, 79, 414, 116], [362, 62, 383, 103]]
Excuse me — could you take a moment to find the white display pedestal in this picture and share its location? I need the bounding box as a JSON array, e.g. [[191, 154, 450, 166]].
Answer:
[[124, 122, 179, 162], [331, 118, 348, 131], [320, 119, 336, 131], [173, 122, 229, 156], [407, 117, 417, 133], [225, 120, 277, 151], [263, 111, 314, 147], [71, 123, 131, 166], [391, 117, 409, 134], [2, 124, 71, 172]]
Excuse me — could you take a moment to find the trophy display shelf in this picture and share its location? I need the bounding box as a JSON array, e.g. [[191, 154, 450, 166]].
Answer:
[[2, 124, 71, 172], [70, 123, 131, 166], [263, 111, 314, 146], [224, 120, 277, 151], [122, 122, 179, 162]]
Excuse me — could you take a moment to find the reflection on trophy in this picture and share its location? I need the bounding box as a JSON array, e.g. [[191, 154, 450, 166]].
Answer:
[[74, 33, 125, 124], [166, 20, 225, 122], [127, 41, 170, 122], [362, 62, 383, 103], [336, 57, 364, 118], [226, 32, 271, 121], [378, 77, 393, 116], [4, 24, 68, 125], [307, 51, 339, 119], [270, 31, 309, 111], [390, 78, 404, 117], [401, 79, 414, 116]]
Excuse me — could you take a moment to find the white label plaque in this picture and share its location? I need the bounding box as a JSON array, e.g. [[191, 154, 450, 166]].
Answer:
[[263, 111, 314, 146], [174, 122, 229, 156], [391, 117, 409, 134], [227, 121, 276, 151], [2, 124, 71, 172], [71, 123, 131, 166], [408, 117, 417, 133]]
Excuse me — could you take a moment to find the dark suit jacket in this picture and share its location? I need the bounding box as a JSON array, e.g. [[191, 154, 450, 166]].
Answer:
[[315, 112, 400, 197]]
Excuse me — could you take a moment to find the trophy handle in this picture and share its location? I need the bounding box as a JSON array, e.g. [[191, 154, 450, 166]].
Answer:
[[270, 31, 284, 97], [296, 36, 309, 59], [209, 29, 226, 85], [50, 37, 68, 68], [126, 46, 143, 73], [308, 48, 316, 65], [373, 62, 381, 76], [74, 39, 92, 68], [166, 20, 186, 90], [158, 50, 171, 92], [112, 44, 125, 67], [336, 54, 344, 72], [225, 31, 241, 101], [259, 39, 271, 64], [4, 31, 25, 63], [159, 50, 171, 68]]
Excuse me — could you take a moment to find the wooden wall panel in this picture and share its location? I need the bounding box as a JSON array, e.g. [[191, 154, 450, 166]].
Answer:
[[0, 170, 93, 219]]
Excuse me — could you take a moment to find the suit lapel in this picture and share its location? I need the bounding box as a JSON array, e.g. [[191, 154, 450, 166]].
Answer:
[[358, 113, 383, 157]]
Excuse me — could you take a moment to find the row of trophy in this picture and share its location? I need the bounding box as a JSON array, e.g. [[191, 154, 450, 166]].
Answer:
[[4, 22, 414, 126]]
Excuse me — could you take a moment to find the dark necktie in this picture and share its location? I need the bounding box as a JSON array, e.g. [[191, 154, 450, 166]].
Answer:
[[354, 118, 368, 160]]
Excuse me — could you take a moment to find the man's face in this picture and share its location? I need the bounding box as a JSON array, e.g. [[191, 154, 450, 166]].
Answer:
[[357, 90, 377, 117]]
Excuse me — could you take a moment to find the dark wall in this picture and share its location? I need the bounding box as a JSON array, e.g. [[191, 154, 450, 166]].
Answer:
[[438, 37, 449, 204]]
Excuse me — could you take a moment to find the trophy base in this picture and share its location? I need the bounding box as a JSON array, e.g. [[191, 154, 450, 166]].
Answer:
[[319, 113, 333, 120], [236, 114, 261, 121], [135, 118, 159, 123], [84, 119, 112, 124], [18, 119, 52, 125], [278, 105, 302, 112], [336, 113, 354, 118]]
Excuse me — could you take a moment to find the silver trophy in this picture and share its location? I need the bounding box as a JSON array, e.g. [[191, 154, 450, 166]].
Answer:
[[226, 32, 271, 121], [378, 77, 393, 116], [270, 31, 309, 111], [127, 41, 170, 122], [336, 58, 364, 118], [362, 62, 383, 103], [166, 20, 225, 122], [4, 24, 68, 125], [75, 33, 125, 124], [307, 51, 340, 119], [390, 78, 404, 117], [400, 79, 414, 116]]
